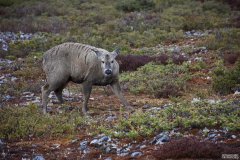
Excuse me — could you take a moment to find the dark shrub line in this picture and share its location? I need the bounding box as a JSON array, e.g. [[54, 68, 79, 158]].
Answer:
[[117, 54, 188, 72], [151, 137, 240, 159]]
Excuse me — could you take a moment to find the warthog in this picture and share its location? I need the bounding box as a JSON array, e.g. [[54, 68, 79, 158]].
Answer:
[[41, 42, 131, 114]]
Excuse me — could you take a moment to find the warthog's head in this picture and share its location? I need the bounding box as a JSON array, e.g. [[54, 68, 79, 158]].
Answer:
[[92, 48, 120, 77]]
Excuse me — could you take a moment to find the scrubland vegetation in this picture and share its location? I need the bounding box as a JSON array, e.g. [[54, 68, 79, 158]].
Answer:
[[0, 0, 240, 159]]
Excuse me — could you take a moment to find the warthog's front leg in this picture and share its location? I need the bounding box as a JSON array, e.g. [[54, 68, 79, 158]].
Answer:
[[111, 81, 132, 110], [82, 82, 92, 115]]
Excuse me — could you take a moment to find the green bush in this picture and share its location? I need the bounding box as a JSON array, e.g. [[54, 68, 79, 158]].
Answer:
[[0, 104, 89, 139], [116, 0, 155, 12], [120, 62, 190, 97], [212, 61, 240, 95], [0, 0, 14, 6], [97, 100, 240, 139], [200, 28, 240, 53]]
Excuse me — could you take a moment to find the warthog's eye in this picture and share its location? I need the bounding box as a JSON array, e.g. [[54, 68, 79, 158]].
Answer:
[[101, 61, 105, 64], [111, 61, 114, 63]]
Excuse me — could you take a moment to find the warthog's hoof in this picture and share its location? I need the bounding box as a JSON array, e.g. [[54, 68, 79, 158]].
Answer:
[[42, 109, 47, 114], [81, 107, 89, 115]]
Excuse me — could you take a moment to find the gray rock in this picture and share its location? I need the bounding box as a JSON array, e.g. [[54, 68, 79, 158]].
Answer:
[[33, 155, 45, 160], [104, 158, 112, 160], [131, 151, 143, 157], [231, 135, 237, 139], [71, 139, 79, 143], [90, 135, 111, 147], [106, 115, 117, 122], [152, 132, 170, 145], [3, 95, 14, 101], [173, 46, 181, 54], [90, 139, 99, 146], [99, 136, 110, 142], [79, 140, 88, 151], [143, 104, 151, 109], [117, 144, 131, 156], [104, 144, 117, 154], [2, 43, 8, 51], [51, 143, 60, 149], [136, 144, 146, 149], [208, 133, 217, 141], [203, 127, 210, 134], [0, 139, 4, 146]]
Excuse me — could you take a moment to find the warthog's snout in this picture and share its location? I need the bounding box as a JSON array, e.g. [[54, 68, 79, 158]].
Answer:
[[105, 69, 112, 75]]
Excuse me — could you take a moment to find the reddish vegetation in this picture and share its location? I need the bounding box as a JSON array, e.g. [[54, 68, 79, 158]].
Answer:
[[150, 137, 240, 160], [154, 84, 181, 98], [154, 54, 169, 65], [224, 53, 239, 65], [117, 53, 187, 72], [172, 54, 188, 65], [117, 54, 153, 72]]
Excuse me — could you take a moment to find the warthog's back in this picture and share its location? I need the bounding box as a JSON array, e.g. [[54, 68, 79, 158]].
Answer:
[[42, 43, 100, 74]]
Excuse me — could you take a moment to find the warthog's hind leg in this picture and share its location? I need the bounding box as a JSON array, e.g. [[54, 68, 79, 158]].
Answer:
[[41, 83, 51, 114], [82, 82, 92, 115], [54, 87, 64, 104]]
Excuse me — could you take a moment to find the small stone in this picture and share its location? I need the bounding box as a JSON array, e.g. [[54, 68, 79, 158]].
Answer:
[[11, 76, 18, 82], [99, 136, 110, 142], [139, 144, 146, 149], [203, 127, 210, 134], [194, 57, 203, 61], [104, 157, 112, 160], [208, 133, 217, 141], [232, 135, 237, 139], [71, 139, 78, 143], [90, 139, 99, 146], [118, 152, 129, 157], [105, 144, 117, 154], [152, 132, 170, 145], [117, 145, 131, 156], [2, 43, 8, 51], [131, 151, 143, 157], [234, 90, 240, 95], [52, 143, 60, 149], [106, 115, 117, 122], [79, 141, 88, 151], [62, 89, 73, 97], [143, 104, 151, 109], [0, 80, 4, 84], [173, 46, 181, 54], [207, 99, 217, 104], [191, 98, 201, 103], [33, 155, 45, 160], [0, 139, 4, 146], [3, 95, 14, 101]]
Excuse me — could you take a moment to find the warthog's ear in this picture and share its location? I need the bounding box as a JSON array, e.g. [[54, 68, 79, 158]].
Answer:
[[91, 48, 102, 58], [112, 48, 120, 58]]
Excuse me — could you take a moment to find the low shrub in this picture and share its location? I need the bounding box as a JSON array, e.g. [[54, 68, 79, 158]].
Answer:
[[212, 61, 240, 95], [172, 54, 188, 65], [0, 104, 89, 139], [154, 53, 169, 65], [200, 28, 240, 54], [223, 53, 239, 64], [120, 63, 190, 97], [97, 100, 240, 139], [117, 54, 153, 72], [116, 0, 155, 12], [152, 137, 240, 159]]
